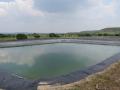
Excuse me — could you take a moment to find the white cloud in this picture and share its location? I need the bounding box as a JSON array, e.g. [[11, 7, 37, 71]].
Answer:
[[75, 0, 117, 23], [0, 8, 7, 16], [0, 0, 119, 33], [0, 0, 44, 17]]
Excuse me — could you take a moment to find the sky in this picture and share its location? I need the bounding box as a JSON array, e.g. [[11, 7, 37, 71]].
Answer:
[[0, 0, 120, 33]]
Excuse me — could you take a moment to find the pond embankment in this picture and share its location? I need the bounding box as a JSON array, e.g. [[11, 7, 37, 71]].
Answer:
[[0, 39, 120, 90], [1, 39, 120, 48]]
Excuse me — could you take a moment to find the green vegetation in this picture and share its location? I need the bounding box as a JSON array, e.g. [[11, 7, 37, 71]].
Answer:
[[0, 27, 120, 41], [49, 33, 59, 38], [32, 33, 40, 39], [0, 34, 16, 41], [78, 27, 120, 36], [16, 34, 28, 40]]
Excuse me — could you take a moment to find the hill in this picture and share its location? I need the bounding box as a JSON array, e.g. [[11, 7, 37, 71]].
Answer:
[[101, 27, 120, 32], [79, 27, 120, 36]]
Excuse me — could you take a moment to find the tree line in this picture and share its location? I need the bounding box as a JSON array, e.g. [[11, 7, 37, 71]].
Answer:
[[0, 32, 120, 41]]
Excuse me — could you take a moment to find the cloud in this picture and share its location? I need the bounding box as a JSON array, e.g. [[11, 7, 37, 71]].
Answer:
[[72, 0, 119, 30], [0, 0, 120, 33], [77, 0, 117, 19], [35, 0, 81, 13], [0, 8, 7, 16], [0, 47, 45, 66], [0, 0, 44, 17]]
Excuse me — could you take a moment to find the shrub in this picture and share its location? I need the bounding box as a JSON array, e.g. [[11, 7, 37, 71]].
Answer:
[[49, 33, 59, 37], [33, 33, 40, 38], [0, 34, 7, 38], [103, 33, 109, 36], [115, 33, 120, 36], [97, 33, 103, 36], [16, 34, 27, 40]]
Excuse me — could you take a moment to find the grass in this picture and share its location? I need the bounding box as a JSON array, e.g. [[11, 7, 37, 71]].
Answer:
[[38, 60, 120, 90]]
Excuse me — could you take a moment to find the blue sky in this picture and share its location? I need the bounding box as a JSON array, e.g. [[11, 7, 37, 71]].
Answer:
[[0, 0, 119, 33]]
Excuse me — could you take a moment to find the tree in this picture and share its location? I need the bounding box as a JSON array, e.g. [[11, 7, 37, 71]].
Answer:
[[115, 33, 120, 36], [0, 34, 7, 38], [49, 33, 59, 38], [33, 33, 40, 38], [16, 34, 27, 40], [103, 33, 109, 36], [97, 33, 103, 36]]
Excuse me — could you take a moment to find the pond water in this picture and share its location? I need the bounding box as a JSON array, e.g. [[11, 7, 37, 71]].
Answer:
[[0, 43, 120, 79]]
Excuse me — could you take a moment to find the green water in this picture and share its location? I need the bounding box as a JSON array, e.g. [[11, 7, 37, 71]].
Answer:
[[0, 43, 120, 79]]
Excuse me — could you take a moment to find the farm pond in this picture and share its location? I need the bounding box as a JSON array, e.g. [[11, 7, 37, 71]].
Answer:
[[0, 43, 119, 80]]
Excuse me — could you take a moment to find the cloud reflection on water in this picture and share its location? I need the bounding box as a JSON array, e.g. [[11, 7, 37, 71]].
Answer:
[[0, 46, 45, 66]]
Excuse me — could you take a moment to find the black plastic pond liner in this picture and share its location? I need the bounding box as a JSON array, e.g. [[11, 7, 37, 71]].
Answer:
[[0, 71, 38, 90]]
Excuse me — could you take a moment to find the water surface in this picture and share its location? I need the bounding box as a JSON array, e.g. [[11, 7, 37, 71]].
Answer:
[[0, 43, 119, 79]]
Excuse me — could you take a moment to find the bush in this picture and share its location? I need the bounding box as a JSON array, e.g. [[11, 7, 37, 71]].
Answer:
[[33, 33, 40, 38], [0, 34, 7, 38], [49, 33, 59, 37], [16, 34, 27, 40], [103, 33, 109, 36], [115, 33, 120, 36], [97, 33, 103, 36]]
